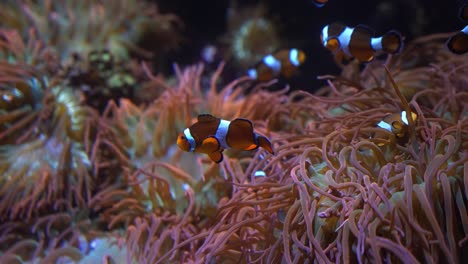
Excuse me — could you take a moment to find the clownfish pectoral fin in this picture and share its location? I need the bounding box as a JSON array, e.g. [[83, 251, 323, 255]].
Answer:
[[325, 37, 341, 52], [256, 135, 274, 155], [208, 151, 224, 163], [333, 50, 347, 65], [391, 120, 404, 131], [197, 114, 218, 123], [200, 136, 221, 153]]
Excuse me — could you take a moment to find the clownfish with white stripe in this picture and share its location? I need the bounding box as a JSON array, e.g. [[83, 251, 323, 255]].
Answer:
[[247, 49, 306, 82], [321, 22, 403, 64], [312, 0, 328, 7], [177, 114, 274, 163], [446, 3, 468, 54], [377, 110, 417, 139]]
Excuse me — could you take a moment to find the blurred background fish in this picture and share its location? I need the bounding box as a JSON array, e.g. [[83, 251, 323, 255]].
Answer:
[[377, 111, 418, 139], [247, 48, 306, 81], [312, 0, 328, 8]]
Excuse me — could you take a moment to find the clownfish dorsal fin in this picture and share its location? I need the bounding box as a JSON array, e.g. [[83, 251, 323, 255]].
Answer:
[[329, 22, 347, 36], [230, 118, 254, 133], [197, 114, 218, 123], [354, 24, 375, 36]]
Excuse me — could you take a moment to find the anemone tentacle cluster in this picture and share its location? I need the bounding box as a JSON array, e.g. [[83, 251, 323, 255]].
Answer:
[[0, 0, 467, 263]]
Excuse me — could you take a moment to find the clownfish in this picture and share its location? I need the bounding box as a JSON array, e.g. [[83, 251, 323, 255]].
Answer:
[[446, 26, 468, 54], [312, 0, 328, 8], [321, 22, 403, 64], [247, 49, 306, 82], [377, 110, 417, 139], [177, 114, 274, 163], [446, 3, 468, 55]]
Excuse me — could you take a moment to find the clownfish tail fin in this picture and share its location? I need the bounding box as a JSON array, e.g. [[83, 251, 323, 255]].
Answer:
[[256, 135, 274, 155], [382, 30, 404, 54]]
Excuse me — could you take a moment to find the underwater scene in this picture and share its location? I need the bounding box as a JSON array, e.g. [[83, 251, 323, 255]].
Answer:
[[0, 0, 467, 263]]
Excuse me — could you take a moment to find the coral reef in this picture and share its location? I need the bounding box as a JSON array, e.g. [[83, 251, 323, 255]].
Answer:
[[0, 0, 466, 263]]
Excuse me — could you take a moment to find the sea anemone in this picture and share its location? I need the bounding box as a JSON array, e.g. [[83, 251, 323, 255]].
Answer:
[[0, 0, 185, 262], [98, 63, 274, 220], [123, 35, 467, 263], [223, 3, 281, 69], [0, 0, 467, 261], [0, 80, 96, 220], [97, 62, 288, 262], [0, 0, 183, 62], [64, 48, 138, 113], [0, 24, 106, 263]]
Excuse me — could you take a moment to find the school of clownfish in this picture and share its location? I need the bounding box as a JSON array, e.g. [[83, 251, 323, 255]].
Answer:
[[177, 1, 468, 163]]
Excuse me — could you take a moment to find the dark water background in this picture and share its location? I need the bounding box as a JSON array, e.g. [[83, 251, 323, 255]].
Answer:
[[154, 0, 465, 90]]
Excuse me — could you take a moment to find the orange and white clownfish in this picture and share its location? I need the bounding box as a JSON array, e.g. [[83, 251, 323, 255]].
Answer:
[[247, 49, 306, 82], [312, 0, 328, 8], [446, 2, 468, 54], [376, 110, 417, 139], [321, 22, 403, 63], [177, 114, 274, 163], [446, 25, 468, 54]]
